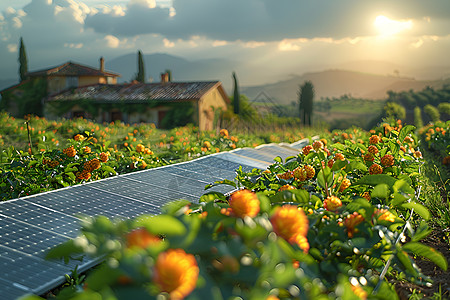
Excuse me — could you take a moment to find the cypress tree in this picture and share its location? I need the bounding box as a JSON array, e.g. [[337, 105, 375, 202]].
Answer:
[[298, 81, 314, 126], [135, 50, 145, 83], [232, 71, 240, 115], [19, 37, 28, 82]]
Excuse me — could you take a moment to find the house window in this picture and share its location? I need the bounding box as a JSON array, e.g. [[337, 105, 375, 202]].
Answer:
[[66, 76, 78, 88], [106, 77, 114, 84], [111, 111, 122, 121]]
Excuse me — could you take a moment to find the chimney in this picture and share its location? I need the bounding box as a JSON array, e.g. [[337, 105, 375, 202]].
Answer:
[[99, 57, 105, 72], [160, 72, 169, 83]]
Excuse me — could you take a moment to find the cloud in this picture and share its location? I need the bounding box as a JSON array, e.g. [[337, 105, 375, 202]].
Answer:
[[104, 35, 120, 48], [83, 0, 450, 42]]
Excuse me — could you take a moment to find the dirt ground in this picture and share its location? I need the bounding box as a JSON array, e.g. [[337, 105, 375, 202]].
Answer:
[[394, 229, 450, 299]]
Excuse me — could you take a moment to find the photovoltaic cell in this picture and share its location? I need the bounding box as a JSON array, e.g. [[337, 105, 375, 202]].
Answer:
[[0, 141, 304, 299], [0, 200, 80, 238], [232, 148, 279, 163], [26, 185, 160, 219], [215, 152, 270, 169]]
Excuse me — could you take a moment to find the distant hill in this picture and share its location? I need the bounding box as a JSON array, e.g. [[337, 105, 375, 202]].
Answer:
[[106, 53, 239, 87], [241, 70, 450, 105]]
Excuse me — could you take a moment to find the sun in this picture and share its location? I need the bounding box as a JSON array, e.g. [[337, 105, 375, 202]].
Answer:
[[373, 15, 413, 37]]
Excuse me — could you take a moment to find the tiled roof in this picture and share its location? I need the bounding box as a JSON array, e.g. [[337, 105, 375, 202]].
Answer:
[[46, 81, 224, 102], [27, 62, 120, 77]]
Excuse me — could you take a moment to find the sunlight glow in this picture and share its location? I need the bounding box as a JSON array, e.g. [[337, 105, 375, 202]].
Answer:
[[374, 15, 413, 37]]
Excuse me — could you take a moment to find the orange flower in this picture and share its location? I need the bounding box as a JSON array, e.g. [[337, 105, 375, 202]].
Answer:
[[302, 145, 313, 155], [74, 134, 85, 141], [279, 184, 296, 191], [277, 171, 293, 180], [312, 140, 323, 150], [220, 129, 229, 138], [304, 165, 315, 179], [362, 192, 371, 201], [334, 153, 345, 161], [82, 146, 91, 154], [203, 141, 211, 149], [270, 205, 309, 252], [327, 159, 334, 169], [380, 154, 394, 167], [126, 228, 160, 249], [363, 153, 374, 162], [339, 178, 351, 192], [367, 145, 378, 154], [324, 196, 342, 211], [228, 189, 260, 218], [351, 282, 367, 300], [343, 212, 364, 238], [293, 167, 307, 181], [369, 135, 381, 144], [99, 152, 109, 162], [369, 163, 383, 175], [154, 249, 199, 300], [63, 146, 76, 157], [414, 151, 422, 159], [443, 156, 450, 165]]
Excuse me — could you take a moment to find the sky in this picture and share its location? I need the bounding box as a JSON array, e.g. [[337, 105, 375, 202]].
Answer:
[[1, 0, 450, 86]]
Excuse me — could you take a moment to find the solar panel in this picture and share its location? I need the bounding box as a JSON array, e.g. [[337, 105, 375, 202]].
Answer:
[[0, 140, 304, 299], [0, 200, 80, 238], [26, 185, 160, 219], [216, 152, 270, 169]]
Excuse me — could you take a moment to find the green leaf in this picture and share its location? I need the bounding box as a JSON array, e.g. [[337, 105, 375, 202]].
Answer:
[[204, 179, 236, 190], [403, 242, 447, 271], [101, 165, 116, 175], [161, 199, 192, 215], [371, 184, 390, 199], [396, 247, 418, 277], [331, 143, 345, 151], [317, 167, 332, 191], [256, 192, 271, 213], [401, 202, 430, 220], [273, 156, 282, 163], [331, 160, 348, 171], [353, 174, 397, 190], [199, 192, 226, 203], [411, 221, 432, 242], [269, 189, 310, 203], [398, 125, 415, 145], [134, 215, 186, 236], [344, 161, 367, 173], [45, 239, 84, 263]]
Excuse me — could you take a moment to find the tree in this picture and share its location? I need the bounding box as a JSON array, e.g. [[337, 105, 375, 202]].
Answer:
[[298, 81, 314, 126], [424, 104, 440, 123], [413, 106, 423, 128], [232, 72, 240, 115], [19, 37, 28, 82], [135, 50, 145, 83]]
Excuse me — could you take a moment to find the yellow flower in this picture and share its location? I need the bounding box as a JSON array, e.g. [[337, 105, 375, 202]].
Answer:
[[375, 209, 396, 222], [99, 152, 109, 162], [270, 205, 309, 252], [154, 249, 199, 300], [63, 146, 76, 157], [293, 167, 307, 181], [367, 145, 378, 154], [303, 165, 315, 179], [339, 178, 351, 192], [228, 189, 260, 218], [74, 134, 85, 141], [324, 196, 342, 212], [302, 145, 313, 155], [278, 184, 296, 191], [136, 144, 145, 153]]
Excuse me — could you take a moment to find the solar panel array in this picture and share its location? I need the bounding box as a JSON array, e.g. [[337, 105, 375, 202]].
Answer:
[[0, 140, 309, 299]]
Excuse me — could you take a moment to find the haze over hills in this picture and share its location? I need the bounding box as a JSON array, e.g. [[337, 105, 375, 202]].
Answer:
[[1, 52, 449, 105], [241, 69, 450, 105]]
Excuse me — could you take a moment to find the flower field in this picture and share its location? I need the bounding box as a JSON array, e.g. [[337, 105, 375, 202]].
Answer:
[[19, 118, 449, 299], [0, 112, 314, 201]]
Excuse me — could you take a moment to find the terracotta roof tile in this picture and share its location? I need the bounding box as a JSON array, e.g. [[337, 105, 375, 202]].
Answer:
[[46, 81, 223, 103], [27, 62, 120, 78]]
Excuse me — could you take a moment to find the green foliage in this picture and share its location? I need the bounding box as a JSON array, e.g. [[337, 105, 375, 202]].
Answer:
[[134, 50, 145, 83], [38, 121, 447, 299], [19, 37, 28, 82], [384, 102, 406, 121], [298, 81, 314, 126], [437, 102, 450, 115], [414, 106, 424, 128], [424, 104, 440, 123], [160, 102, 194, 128]]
